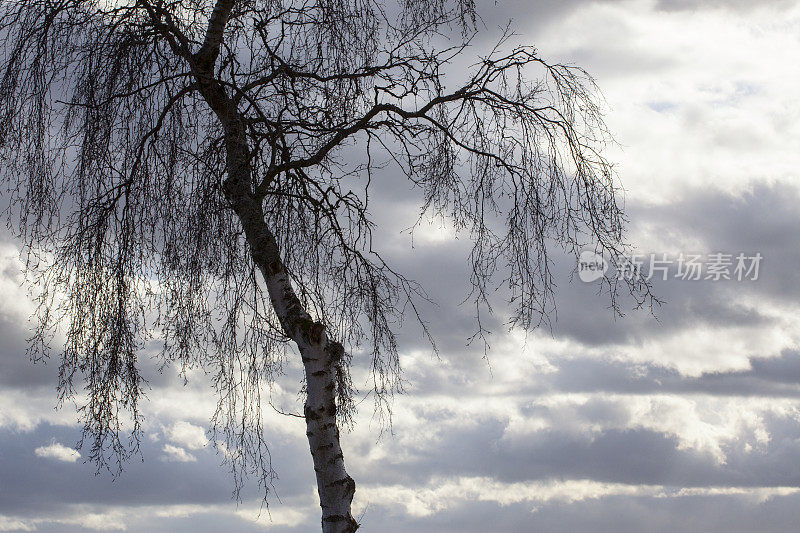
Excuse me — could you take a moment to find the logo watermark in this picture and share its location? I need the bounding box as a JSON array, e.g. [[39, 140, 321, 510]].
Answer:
[[578, 251, 762, 282], [578, 250, 609, 282]]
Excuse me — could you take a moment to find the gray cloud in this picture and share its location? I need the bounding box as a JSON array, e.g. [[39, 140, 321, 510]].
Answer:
[[3, 1, 800, 531], [551, 350, 800, 398], [655, 0, 797, 12]]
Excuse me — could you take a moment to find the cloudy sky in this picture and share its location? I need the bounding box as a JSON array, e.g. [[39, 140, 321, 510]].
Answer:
[[3, 0, 800, 531]]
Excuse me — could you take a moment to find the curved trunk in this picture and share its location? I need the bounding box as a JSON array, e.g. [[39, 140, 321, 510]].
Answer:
[[224, 161, 358, 533], [195, 43, 357, 529], [295, 332, 359, 533], [259, 253, 359, 533]]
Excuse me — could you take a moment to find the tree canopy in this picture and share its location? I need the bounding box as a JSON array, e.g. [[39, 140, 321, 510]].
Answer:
[[0, 1, 652, 529]]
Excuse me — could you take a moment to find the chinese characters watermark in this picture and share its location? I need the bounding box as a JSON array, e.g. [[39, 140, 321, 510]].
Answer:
[[578, 252, 762, 282]]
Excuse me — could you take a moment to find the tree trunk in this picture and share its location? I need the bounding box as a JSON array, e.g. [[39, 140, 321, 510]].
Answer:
[[296, 329, 359, 533], [259, 257, 359, 533], [223, 159, 358, 533], [196, 67, 357, 531]]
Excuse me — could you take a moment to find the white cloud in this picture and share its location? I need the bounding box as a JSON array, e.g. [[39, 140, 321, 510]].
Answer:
[[0, 516, 34, 532], [235, 504, 313, 528], [34, 441, 80, 463], [163, 421, 208, 451], [161, 444, 196, 463], [354, 477, 800, 517], [0, 243, 35, 322], [530, 2, 800, 202], [68, 512, 127, 531], [0, 391, 79, 431]]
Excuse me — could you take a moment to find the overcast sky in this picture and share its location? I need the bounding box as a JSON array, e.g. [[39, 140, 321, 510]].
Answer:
[[3, 1, 800, 532]]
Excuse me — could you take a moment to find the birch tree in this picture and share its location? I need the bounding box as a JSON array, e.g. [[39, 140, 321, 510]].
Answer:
[[0, 1, 650, 531]]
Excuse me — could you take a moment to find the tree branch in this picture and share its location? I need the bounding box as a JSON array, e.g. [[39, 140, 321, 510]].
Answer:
[[195, 0, 237, 72]]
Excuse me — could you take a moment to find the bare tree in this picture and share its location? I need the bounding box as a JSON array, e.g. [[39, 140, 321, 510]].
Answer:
[[0, 1, 651, 531]]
